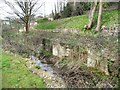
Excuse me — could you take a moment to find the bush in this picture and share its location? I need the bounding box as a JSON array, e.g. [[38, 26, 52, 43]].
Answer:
[[53, 13, 61, 20], [37, 18, 48, 23], [61, 3, 72, 18]]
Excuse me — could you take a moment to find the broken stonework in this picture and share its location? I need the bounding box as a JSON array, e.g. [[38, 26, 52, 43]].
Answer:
[[87, 49, 109, 75], [52, 43, 71, 58]]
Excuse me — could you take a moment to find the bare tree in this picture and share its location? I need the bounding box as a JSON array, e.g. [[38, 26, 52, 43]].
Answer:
[[84, 0, 103, 32], [84, 0, 97, 29], [73, 0, 76, 11], [57, 0, 60, 13], [95, 0, 103, 32], [88, 0, 97, 29], [4, 0, 44, 33]]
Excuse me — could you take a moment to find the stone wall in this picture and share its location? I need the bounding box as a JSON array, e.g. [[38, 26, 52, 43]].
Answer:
[[51, 35, 118, 75], [87, 48, 109, 75], [52, 44, 71, 58], [101, 24, 119, 36], [52, 43, 109, 75], [3, 29, 118, 75]]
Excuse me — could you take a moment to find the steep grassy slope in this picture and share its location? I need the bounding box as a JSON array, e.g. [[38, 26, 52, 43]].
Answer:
[[2, 51, 46, 88], [35, 10, 119, 30]]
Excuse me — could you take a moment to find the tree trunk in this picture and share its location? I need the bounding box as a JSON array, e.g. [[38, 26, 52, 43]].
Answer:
[[95, 0, 103, 32], [73, 0, 76, 11], [25, 1, 29, 33], [87, 0, 97, 29], [25, 21, 29, 33]]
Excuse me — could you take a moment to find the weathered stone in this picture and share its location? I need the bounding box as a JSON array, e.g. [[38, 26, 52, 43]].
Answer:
[[60, 29, 79, 34], [96, 81, 113, 88], [87, 49, 96, 67], [52, 43, 71, 58], [87, 49, 109, 75], [99, 59, 109, 75], [101, 26, 118, 36]]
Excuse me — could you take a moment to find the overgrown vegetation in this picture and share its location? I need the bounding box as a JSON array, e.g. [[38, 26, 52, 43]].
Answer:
[[2, 0, 119, 88], [57, 57, 119, 88], [2, 51, 46, 88]]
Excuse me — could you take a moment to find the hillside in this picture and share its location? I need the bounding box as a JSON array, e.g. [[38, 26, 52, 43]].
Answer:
[[35, 10, 119, 30]]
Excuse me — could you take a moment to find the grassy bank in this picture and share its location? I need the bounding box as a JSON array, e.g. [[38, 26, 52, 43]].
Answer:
[[35, 10, 118, 30], [2, 51, 46, 88]]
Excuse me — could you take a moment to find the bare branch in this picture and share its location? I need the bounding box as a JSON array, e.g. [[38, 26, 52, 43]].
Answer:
[[31, 2, 44, 15], [4, 0, 43, 32], [16, 1, 26, 14]]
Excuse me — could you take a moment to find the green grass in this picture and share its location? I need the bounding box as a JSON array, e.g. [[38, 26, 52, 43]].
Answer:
[[60, 15, 88, 30], [93, 10, 119, 28], [35, 10, 119, 30], [35, 21, 58, 29], [35, 15, 88, 30], [2, 51, 46, 88], [101, 10, 119, 26]]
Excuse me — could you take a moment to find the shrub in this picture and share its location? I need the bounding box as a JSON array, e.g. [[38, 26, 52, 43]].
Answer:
[[53, 13, 61, 20], [37, 18, 48, 23], [61, 3, 72, 18]]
